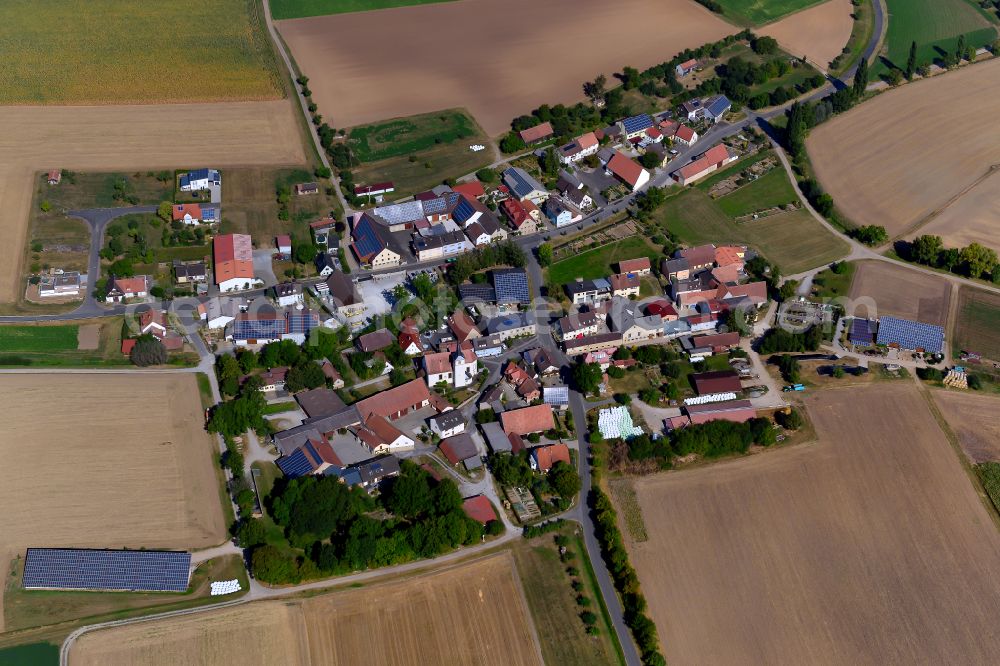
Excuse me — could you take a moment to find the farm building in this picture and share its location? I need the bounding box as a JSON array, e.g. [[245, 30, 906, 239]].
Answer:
[[354, 379, 432, 421], [351, 214, 403, 268], [355, 414, 415, 454], [691, 370, 742, 395], [357, 328, 395, 353], [518, 122, 554, 144], [618, 257, 651, 276], [849, 318, 875, 346], [676, 58, 699, 76], [672, 144, 737, 186], [685, 399, 756, 425], [876, 316, 945, 353], [275, 234, 292, 258], [47, 169, 62, 185], [354, 182, 394, 202], [213, 233, 256, 292], [493, 268, 530, 304], [296, 388, 347, 419], [295, 182, 319, 196], [501, 404, 554, 436], [452, 181, 486, 199], [276, 436, 341, 478], [439, 433, 481, 470]]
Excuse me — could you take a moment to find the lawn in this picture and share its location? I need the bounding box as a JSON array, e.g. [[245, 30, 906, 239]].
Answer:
[[0, 643, 58, 666], [271, 0, 455, 20], [955, 288, 1000, 360], [0, 0, 283, 104], [348, 111, 492, 197], [809, 260, 856, 300], [874, 0, 997, 76], [711, 0, 827, 25], [512, 527, 624, 666], [0, 325, 78, 352], [0, 319, 129, 367], [658, 188, 848, 274], [715, 167, 799, 217], [548, 236, 659, 284], [263, 400, 299, 415], [349, 110, 483, 163]]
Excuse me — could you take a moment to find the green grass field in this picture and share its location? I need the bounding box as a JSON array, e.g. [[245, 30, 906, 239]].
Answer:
[[271, 0, 455, 20], [874, 0, 997, 76], [955, 288, 1000, 360], [711, 0, 826, 25], [809, 260, 856, 300], [658, 188, 848, 274], [716, 167, 800, 217], [0, 325, 79, 352], [0, 0, 283, 104], [548, 236, 659, 285], [0, 643, 58, 666], [350, 110, 482, 163], [512, 528, 624, 666]]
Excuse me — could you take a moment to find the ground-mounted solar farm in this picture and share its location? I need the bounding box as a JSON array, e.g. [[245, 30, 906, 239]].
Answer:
[[0, 374, 225, 633], [70, 554, 544, 666], [620, 383, 1000, 664]]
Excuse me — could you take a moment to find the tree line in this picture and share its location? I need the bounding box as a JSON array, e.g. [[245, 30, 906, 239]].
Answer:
[[898, 235, 1000, 283]]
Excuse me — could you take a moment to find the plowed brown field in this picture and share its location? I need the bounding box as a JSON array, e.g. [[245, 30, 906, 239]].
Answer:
[[760, 0, 854, 69], [70, 553, 543, 666], [276, 0, 733, 134], [847, 260, 951, 325], [623, 383, 1000, 665], [933, 389, 1000, 463], [0, 374, 225, 632], [808, 58, 1000, 245], [0, 100, 304, 303]]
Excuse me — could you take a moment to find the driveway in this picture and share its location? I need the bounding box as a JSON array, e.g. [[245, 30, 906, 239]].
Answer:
[[252, 249, 278, 288]]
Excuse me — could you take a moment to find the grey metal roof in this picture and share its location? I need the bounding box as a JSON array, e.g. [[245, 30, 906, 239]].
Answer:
[[480, 421, 512, 452], [373, 200, 425, 226]]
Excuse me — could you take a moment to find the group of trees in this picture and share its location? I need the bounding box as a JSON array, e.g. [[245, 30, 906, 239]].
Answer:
[[757, 325, 823, 354], [681, 55, 824, 111], [900, 235, 1000, 282], [129, 335, 167, 367], [488, 451, 581, 514], [243, 463, 496, 583], [207, 375, 269, 438], [671, 417, 777, 458], [591, 488, 666, 666]]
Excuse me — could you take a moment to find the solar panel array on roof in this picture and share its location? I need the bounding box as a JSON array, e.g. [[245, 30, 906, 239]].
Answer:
[[22, 548, 191, 592], [286, 312, 318, 336], [233, 317, 285, 341], [493, 268, 529, 304], [849, 318, 874, 346], [353, 215, 387, 260], [621, 114, 654, 134], [459, 283, 497, 302], [421, 196, 448, 216], [453, 197, 477, 224], [276, 445, 316, 478], [875, 316, 944, 353], [503, 168, 544, 200], [374, 201, 424, 227]]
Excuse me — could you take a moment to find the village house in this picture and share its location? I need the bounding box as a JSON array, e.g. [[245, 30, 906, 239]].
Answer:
[[439, 433, 482, 470], [357, 328, 394, 353], [351, 213, 403, 268], [429, 410, 466, 439], [179, 168, 220, 192], [672, 124, 699, 147], [275, 235, 292, 259], [487, 311, 536, 342], [315, 252, 341, 277], [606, 151, 650, 191], [618, 257, 651, 276], [423, 351, 453, 387], [500, 198, 542, 235], [610, 273, 640, 298], [398, 319, 423, 355], [173, 260, 206, 285], [676, 58, 699, 77], [37, 271, 83, 299], [566, 277, 612, 305], [47, 169, 62, 185], [105, 275, 150, 303], [320, 270, 365, 317], [295, 182, 319, 196], [502, 167, 549, 205], [354, 413, 415, 455], [530, 443, 571, 472], [271, 282, 303, 307], [617, 114, 655, 141], [558, 131, 600, 165], [172, 203, 203, 225], [543, 196, 579, 228], [558, 310, 602, 340], [448, 309, 482, 343], [229, 308, 319, 346]]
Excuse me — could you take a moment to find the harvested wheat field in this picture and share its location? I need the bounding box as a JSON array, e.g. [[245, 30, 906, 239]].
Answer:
[[0, 100, 304, 303], [70, 553, 543, 666], [760, 0, 855, 69], [933, 389, 1000, 463], [624, 383, 1000, 665], [847, 260, 951, 325], [916, 167, 1000, 251], [276, 0, 733, 134], [808, 58, 1000, 240], [0, 374, 225, 632]]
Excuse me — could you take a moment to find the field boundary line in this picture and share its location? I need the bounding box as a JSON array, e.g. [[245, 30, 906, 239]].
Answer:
[[892, 163, 1000, 241]]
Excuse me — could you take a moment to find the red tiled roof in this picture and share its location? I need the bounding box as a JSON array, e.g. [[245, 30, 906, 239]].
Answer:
[[679, 58, 698, 70], [172, 203, 201, 221], [500, 198, 530, 227], [424, 351, 452, 375], [399, 330, 421, 351], [674, 124, 696, 142], [721, 281, 767, 303], [610, 273, 640, 291], [462, 495, 497, 524], [310, 217, 336, 229], [646, 300, 678, 318], [533, 443, 570, 471], [691, 370, 742, 395], [519, 122, 554, 144], [618, 258, 650, 273], [276, 234, 291, 248], [646, 128, 662, 140], [500, 404, 554, 435], [121, 338, 137, 355], [448, 310, 479, 342], [714, 245, 744, 267], [451, 181, 486, 198], [576, 131, 599, 150], [111, 275, 148, 295], [677, 145, 731, 180], [607, 151, 646, 187], [214, 234, 254, 283], [354, 379, 430, 419], [680, 244, 716, 267], [693, 332, 740, 349]]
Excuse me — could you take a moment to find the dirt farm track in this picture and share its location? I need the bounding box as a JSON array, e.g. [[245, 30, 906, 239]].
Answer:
[[0, 374, 226, 633], [0, 100, 304, 304], [623, 383, 1000, 665], [807, 58, 1000, 250], [69, 553, 543, 666], [276, 0, 733, 135]]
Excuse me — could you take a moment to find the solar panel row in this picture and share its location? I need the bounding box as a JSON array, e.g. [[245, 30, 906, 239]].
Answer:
[[23, 548, 191, 592]]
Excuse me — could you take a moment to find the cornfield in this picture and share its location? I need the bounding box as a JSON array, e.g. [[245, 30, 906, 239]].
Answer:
[[0, 0, 284, 104]]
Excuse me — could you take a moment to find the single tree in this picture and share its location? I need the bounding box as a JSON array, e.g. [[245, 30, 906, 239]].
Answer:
[[129, 335, 167, 367], [853, 57, 869, 98], [905, 41, 917, 80]]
